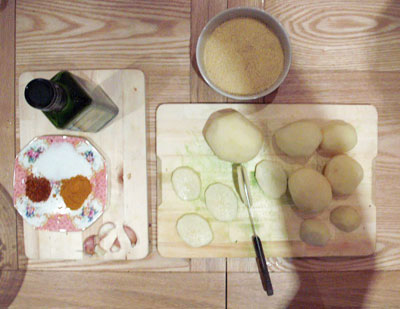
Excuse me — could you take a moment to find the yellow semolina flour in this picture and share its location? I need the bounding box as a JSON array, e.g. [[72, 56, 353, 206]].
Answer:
[[203, 18, 284, 96]]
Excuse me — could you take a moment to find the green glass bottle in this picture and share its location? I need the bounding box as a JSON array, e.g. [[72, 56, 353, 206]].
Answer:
[[24, 71, 119, 132]]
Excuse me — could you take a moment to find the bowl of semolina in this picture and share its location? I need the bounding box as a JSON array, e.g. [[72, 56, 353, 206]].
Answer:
[[196, 7, 291, 100]]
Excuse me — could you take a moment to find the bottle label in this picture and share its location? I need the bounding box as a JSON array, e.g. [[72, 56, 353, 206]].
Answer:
[[66, 105, 115, 132]]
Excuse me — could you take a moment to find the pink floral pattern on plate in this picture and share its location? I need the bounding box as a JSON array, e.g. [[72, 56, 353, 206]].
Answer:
[[13, 135, 107, 232]]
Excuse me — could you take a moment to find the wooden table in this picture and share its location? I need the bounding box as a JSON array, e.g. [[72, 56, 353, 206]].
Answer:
[[1, 0, 399, 307]]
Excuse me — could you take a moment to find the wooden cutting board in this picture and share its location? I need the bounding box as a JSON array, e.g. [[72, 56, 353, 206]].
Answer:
[[156, 104, 377, 258], [18, 69, 149, 260]]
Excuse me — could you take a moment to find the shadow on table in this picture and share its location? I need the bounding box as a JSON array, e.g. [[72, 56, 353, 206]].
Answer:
[[0, 0, 8, 11], [0, 183, 26, 307]]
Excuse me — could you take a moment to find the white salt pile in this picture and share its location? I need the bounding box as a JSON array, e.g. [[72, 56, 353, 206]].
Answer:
[[33, 142, 92, 181]]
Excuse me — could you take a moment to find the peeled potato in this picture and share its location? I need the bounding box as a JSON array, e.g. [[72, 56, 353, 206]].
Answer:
[[205, 183, 238, 222], [203, 109, 263, 163], [255, 160, 287, 199], [171, 166, 201, 201], [321, 120, 357, 154], [275, 120, 322, 157], [288, 168, 332, 215], [176, 213, 213, 247], [330, 206, 361, 232], [324, 155, 363, 195], [300, 219, 331, 247]]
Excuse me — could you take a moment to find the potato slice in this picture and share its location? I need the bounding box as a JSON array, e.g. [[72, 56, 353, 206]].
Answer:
[[324, 155, 363, 195], [205, 183, 238, 222], [321, 120, 357, 154], [288, 168, 332, 215], [330, 206, 361, 232], [274, 120, 322, 157], [255, 160, 287, 199], [300, 219, 331, 247], [176, 214, 213, 247], [203, 109, 263, 163], [171, 166, 201, 201]]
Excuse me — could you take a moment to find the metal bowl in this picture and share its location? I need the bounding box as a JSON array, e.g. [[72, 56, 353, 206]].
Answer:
[[196, 7, 292, 101]]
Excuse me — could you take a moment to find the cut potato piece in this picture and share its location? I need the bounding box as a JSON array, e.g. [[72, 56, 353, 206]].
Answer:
[[324, 155, 363, 195], [236, 165, 252, 205], [300, 219, 331, 247], [205, 183, 238, 221], [176, 214, 213, 247], [288, 168, 332, 215], [171, 166, 201, 201], [330, 206, 361, 232], [275, 120, 322, 157], [203, 109, 263, 163], [321, 120, 357, 154], [255, 160, 287, 199]]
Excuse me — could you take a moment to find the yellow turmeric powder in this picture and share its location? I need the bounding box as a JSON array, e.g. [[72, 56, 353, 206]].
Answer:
[[60, 175, 92, 210]]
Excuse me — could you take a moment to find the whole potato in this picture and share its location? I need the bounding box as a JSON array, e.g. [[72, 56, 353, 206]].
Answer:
[[275, 120, 322, 157], [321, 120, 357, 154], [288, 168, 332, 215], [203, 109, 263, 163], [300, 219, 331, 247], [330, 206, 361, 232], [324, 155, 363, 195]]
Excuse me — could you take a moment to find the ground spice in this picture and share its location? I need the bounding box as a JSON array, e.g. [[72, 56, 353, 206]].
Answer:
[[203, 17, 284, 95], [25, 175, 51, 202], [60, 175, 92, 210]]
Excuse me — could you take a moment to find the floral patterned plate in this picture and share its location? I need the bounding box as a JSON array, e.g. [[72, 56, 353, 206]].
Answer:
[[13, 135, 107, 232]]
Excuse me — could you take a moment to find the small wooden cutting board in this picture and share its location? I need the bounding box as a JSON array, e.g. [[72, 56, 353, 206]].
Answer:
[[18, 69, 149, 260], [157, 103, 377, 258]]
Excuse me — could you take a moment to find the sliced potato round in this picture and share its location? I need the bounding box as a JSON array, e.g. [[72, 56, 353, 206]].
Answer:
[[176, 214, 213, 247], [324, 155, 363, 195], [288, 168, 332, 215], [205, 183, 238, 222], [275, 120, 322, 157], [171, 166, 201, 201], [203, 109, 264, 163], [330, 206, 361, 232], [255, 160, 287, 199], [300, 219, 331, 247], [321, 120, 357, 154]]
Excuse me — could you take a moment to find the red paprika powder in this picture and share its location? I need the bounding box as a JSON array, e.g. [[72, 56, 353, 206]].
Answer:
[[25, 175, 51, 202]]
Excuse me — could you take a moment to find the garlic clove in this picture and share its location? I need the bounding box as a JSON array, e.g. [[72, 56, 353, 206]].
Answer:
[[99, 226, 118, 251], [110, 237, 121, 252], [123, 224, 137, 247], [98, 221, 116, 240], [83, 235, 99, 256], [94, 245, 107, 257]]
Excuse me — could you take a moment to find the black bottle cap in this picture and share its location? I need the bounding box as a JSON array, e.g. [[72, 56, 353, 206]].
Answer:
[[25, 78, 55, 110]]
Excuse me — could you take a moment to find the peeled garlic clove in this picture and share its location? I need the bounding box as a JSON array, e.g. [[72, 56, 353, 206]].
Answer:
[[83, 235, 99, 256], [94, 245, 107, 257], [110, 237, 121, 252], [123, 224, 137, 247], [98, 222, 116, 240]]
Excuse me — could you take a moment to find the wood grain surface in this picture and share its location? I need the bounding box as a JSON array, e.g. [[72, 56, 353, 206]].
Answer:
[[0, 0, 18, 272], [6, 271, 226, 308], [0, 0, 397, 307], [15, 0, 194, 272]]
